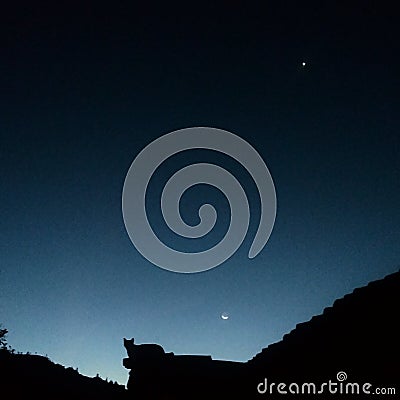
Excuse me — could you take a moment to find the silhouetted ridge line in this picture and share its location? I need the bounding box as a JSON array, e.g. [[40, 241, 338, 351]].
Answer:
[[122, 269, 399, 399], [0, 351, 127, 399], [250, 269, 399, 364]]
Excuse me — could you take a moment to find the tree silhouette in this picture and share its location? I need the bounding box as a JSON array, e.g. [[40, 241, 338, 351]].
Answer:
[[0, 325, 8, 349]]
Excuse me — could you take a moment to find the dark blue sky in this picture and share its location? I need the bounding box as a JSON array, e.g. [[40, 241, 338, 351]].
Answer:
[[1, 2, 399, 384]]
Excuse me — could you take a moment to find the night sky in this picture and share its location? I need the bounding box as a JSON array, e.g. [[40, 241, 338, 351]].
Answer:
[[1, 2, 399, 385]]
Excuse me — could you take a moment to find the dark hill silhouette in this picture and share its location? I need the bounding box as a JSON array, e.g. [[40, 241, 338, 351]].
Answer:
[[2, 270, 398, 399], [123, 270, 399, 399], [246, 269, 399, 397], [0, 350, 127, 399]]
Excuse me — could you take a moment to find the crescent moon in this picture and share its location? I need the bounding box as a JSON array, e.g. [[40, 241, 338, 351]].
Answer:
[[221, 313, 229, 320]]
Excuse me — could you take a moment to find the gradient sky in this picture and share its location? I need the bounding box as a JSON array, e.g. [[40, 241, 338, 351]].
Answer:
[[1, 3, 399, 385]]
